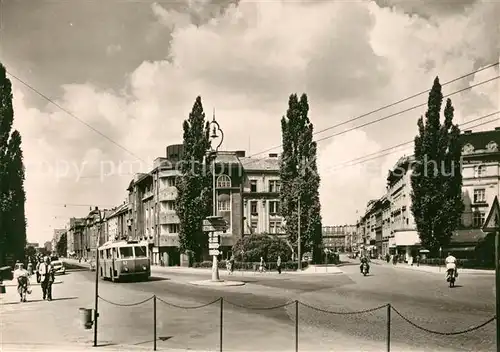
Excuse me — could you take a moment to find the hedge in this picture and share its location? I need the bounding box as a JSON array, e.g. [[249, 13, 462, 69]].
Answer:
[[193, 260, 309, 271], [418, 258, 494, 269]]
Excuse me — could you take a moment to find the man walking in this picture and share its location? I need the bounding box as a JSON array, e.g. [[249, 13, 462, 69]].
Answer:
[[276, 256, 282, 274], [39, 256, 54, 301]]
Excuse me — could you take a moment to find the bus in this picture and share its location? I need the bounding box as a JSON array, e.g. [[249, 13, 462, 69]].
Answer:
[[97, 240, 151, 282]]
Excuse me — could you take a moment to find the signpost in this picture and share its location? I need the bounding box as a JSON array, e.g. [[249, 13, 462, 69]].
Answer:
[[203, 216, 228, 282], [482, 195, 500, 352]]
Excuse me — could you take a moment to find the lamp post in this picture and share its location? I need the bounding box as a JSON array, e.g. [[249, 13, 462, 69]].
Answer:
[[208, 111, 224, 282], [93, 208, 103, 347]]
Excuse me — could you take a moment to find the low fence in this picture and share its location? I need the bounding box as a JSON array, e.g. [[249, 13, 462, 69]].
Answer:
[[191, 261, 312, 271], [418, 258, 494, 269], [96, 294, 496, 351]]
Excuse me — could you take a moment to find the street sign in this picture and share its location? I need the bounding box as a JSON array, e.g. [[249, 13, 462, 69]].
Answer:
[[209, 243, 219, 249], [209, 249, 220, 256], [483, 196, 500, 232], [202, 216, 228, 232]]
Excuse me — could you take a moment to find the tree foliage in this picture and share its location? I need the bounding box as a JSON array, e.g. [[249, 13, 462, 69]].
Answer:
[[0, 62, 26, 266], [410, 77, 463, 253], [232, 234, 292, 262], [56, 233, 68, 257], [279, 93, 323, 263], [175, 96, 212, 261]]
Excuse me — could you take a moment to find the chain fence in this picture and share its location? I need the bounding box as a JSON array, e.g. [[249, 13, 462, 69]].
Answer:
[[96, 294, 496, 351]]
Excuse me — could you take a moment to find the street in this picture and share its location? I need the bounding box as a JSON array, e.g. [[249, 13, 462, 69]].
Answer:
[[1, 262, 495, 351]]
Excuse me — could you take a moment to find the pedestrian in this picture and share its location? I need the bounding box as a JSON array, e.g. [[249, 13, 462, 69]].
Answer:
[[39, 256, 54, 301], [259, 257, 265, 273], [416, 254, 420, 267], [229, 255, 235, 275], [35, 257, 43, 283], [27, 261, 33, 276], [277, 255, 282, 274]]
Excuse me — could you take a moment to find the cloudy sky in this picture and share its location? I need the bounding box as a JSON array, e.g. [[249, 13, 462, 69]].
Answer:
[[1, 0, 499, 244]]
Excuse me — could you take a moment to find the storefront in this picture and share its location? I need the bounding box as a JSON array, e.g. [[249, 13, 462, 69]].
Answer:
[[394, 230, 420, 262]]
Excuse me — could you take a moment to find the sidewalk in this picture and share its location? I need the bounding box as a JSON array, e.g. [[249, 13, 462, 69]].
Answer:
[[372, 259, 494, 274]]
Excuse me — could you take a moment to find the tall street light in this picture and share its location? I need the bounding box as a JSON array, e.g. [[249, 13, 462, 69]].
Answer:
[[207, 111, 224, 282]]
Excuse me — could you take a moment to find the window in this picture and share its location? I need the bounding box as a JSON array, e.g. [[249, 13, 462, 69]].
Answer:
[[166, 201, 175, 211], [473, 211, 485, 228], [120, 247, 134, 258], [269, 201, 279, 215], [474, 165, 486, 178], [251, 220, 258, 233], [473, 189, 486, 203], [218, 200, 230, 211], [250, 201, 258, 214], [217, 175, 231, 188], [134, 246, 147, 257], [269, 180, 281, 192], [250, 180, 257, 192], [168, 224, 179, 233], [269, 221, 282, 234]]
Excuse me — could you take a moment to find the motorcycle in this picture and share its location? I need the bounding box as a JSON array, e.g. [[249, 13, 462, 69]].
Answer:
[[17, 276, 31, 302], [446, 268, 456, 287], [361, 262, 369, 276]]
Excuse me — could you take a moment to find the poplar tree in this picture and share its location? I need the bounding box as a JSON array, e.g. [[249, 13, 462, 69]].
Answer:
[[0, 63, 27, 266], [410, 77, 463, 254], [279, 93, 323, 263], [175, 96, 212, 262], [56, 232, 67, 257]]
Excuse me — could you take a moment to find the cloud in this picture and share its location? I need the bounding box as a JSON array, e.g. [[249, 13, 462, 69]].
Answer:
[[8, 0, 500, 242]]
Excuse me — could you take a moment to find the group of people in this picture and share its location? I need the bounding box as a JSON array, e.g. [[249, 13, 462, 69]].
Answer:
[[13, 256, 55, 302]]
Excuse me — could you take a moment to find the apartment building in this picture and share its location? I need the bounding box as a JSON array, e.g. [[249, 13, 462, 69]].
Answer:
[[66, 217, 86, 258], [357, 127, 500, 259], [322, 225, 356, 252], [105, 202, 129, 242], [240, 153, 284, 236]]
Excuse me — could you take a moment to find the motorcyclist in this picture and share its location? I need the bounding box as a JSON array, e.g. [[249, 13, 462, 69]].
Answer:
[[359, 254, 370, 274], [445, 252, 458, 280], [13, 262, 30, 302]]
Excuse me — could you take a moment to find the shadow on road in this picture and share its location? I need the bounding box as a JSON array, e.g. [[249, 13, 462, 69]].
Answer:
[[2, 296, 78, 305], [133, 336, 173, 345]]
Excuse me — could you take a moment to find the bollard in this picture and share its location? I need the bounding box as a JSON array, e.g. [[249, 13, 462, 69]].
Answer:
[[0, 284, 5, 294], [295, 300, 299, 352], [79, 308, 93, 329], [387, 304, 391, 352], [153, 295, 157, 351]]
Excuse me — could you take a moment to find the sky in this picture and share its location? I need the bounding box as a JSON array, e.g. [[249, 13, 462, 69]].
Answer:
[[0, 0, 499, 244]]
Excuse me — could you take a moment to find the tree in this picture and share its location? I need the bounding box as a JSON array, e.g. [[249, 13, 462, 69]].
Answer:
[[174, 96, 212, 262], [410, 77, 463, 254], [0, 62, 26, 266], [56, 233, 67, 257], [232, 234, 292, 262], [279, 93, 323, 264]]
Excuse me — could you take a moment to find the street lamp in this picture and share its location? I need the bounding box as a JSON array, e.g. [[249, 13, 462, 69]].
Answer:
[[207, 110, 224, 282], [93, 208, 103, 347]]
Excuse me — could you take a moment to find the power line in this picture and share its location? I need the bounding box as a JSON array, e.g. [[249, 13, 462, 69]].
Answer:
[[247, 63, 499, 158], [6, 70, 146, 163], [329, 116, 500, 171], [334, 111, 500, 168]]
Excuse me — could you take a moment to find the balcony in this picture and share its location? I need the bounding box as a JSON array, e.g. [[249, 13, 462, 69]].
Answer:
[[142, 190, 154, 200], [159, 187, 178, 201], [159, 234, 180, 247], [159, 211, 179, 224]]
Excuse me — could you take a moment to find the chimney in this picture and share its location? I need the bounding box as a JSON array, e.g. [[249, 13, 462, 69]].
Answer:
[[464, 130, 472, 134], [235, 150, 246, 157], [268, 153, 278, 158]]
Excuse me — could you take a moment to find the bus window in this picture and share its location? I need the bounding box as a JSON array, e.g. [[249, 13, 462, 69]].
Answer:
[[113, 248, 119, 259], [134, 246, 147, 257], [106, 249, 111, 259], [120, 247, 134, 259], [99, 251, 104, 259]]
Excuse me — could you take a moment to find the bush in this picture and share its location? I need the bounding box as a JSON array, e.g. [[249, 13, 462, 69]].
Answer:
[[419, 258, 494, 269], [192, 260, 309, 271], [232, 233, 292, 262]]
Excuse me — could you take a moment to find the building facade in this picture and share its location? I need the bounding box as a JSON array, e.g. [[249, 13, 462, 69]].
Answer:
[[322, 225, 356, 252], [357, 127, 500, 260], [66, 217, 85, 258], [105, 203, 129, 243]]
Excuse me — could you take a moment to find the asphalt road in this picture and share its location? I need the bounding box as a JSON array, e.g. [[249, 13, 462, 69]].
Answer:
[[72, 261, 496, 351]]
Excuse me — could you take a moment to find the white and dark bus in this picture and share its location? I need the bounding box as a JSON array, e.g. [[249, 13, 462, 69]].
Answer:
[[97, 240, 151, 282]]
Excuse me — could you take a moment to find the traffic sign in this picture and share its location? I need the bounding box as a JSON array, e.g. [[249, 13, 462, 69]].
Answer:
[[209, 243, 220, 249], [209, 249, 220, 256], [483, 195, 500, 232]]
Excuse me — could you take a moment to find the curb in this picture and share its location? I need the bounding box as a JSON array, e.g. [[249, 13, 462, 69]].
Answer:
[[0, 342, 188, 351], [2, 280, 63, 287]]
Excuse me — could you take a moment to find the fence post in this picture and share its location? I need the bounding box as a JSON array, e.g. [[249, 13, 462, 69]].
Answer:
[[386, 304, 391, 352], [295, 300, 299, 352], [220, 297, 223, 352], [153, 295, 157, 351]]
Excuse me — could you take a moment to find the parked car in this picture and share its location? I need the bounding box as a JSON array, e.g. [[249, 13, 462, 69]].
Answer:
[[51, 260, 66, 275]]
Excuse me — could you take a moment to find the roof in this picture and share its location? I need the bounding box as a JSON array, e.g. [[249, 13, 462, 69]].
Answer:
[[239, 157, 280, 171], [107, 203, 128, 219], [215, 152, 242, 166], [460, 129, 500, 152], [450, 229, 486, 244]]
